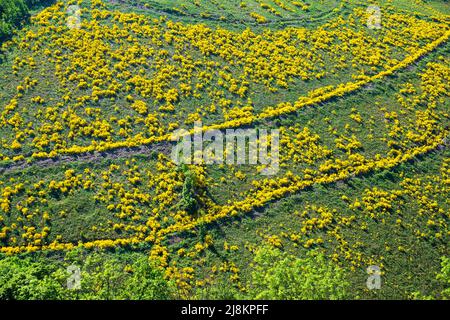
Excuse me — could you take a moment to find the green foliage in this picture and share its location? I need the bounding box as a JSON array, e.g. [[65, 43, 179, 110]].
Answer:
[[0, 0, 29, 40], [437, 256, 450, 299], [24, 0, 53, 7], [0, 256, 64, 299], [248, 247, 349, 300], [410, 256, 450, 300], [0, 0, 53, 41], [179, 166, 200, 215], [0, 252, 175, 300], [56, 253, 174, 300], [195, 277, 242, 300]]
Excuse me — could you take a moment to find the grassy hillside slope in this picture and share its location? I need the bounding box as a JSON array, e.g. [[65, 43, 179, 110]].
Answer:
[[0, 0, 449, 300]]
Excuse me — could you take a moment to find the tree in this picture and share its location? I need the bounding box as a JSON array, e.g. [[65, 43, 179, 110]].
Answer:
[[123, 256, 174, 300], [0, 252, 175, 300], [436, 256, 450, 299], [55, 252, 175, 300], [178, 165, 200, 215], [247, 247, 349, 300], [0, 0, 54, 41], [0, 0, 29, 40], [195, 277, 242, 300], [0, 256, 64, 300]]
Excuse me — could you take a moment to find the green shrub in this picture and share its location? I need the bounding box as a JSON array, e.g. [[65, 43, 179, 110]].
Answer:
[[0, 253, 175, 300], [437, 256, 450, 299], [248, 247, 349, 300], [0, 0, 29, 40], [0, 256, 63, 300]]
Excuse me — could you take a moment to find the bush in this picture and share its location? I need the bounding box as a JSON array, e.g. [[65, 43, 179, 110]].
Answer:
[[0, 0, 29, 41], [248, 247, 349, 300], [411, 256, 450, 300], [24, 0, 56, 9], [0, 256, 64, 300], [178, 166, 201, 215], [436, 256, 450, 299], [0, 252, 175, 300]]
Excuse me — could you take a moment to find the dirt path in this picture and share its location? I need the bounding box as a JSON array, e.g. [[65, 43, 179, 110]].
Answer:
[[0, 142, 173, 174]]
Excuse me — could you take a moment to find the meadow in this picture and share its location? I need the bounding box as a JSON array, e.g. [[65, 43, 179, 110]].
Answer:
[[0, 0, 449, 300]]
